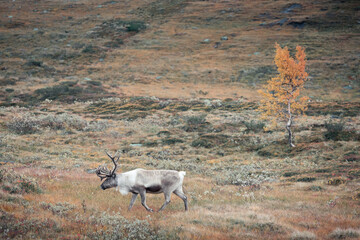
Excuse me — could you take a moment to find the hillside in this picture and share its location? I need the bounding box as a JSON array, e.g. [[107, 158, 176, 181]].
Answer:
[[1, 0, 359, 102]]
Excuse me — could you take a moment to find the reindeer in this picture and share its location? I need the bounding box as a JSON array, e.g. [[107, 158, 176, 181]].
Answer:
[[96, 151, 188, 212]]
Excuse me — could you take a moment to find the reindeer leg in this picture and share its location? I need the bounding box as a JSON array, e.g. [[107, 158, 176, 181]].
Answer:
[[128, 193, 138, 211], [174, 189, 188, 211], [158, 191, 171, 212], [139, 189, 153, 212]]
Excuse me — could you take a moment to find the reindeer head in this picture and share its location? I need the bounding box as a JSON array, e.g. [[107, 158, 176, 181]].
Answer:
[[96, 151, 120, 190]]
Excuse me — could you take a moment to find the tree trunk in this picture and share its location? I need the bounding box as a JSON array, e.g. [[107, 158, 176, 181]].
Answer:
[[287, 100, 295, 147]]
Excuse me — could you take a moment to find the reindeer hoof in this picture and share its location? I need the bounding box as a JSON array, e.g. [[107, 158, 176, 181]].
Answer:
[[147, 208, 154, 212]]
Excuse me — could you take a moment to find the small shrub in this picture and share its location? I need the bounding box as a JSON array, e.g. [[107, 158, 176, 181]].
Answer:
[[87, 80, 102, 86], [6, 113, 40, 134], [82, 45, 97, 54], [36, 113, 88, 131], [6, 112, 109, 134], [125, 20, 146, 32], [215, 164, 276, 186], [296, 177, 316, 182], [290, 230, 317, 240], [40, 202, 76, 217], [283, 172, 299, 177], [162, 138, 184, 145], [308, 185, 324, 191], [0, 210, 61, 239], [105, 39, 124, 48], [328, 228, 360, 239], [184, 114, 207, 132], [0, 78, 16, 86], [343, 152, 360, 162], [191, 138, 213, 148], [85, 120, 110, 132], [327, 178, 346, 186], [5, 88, 14, 93], [247, 222, 284, 233], [26, 60, 43, 67], [0, 169, 42, 194], [186, 114, 206, 126], [143, 141, 158, 147], [243, 120, 265, 133], [257, 142, 293, 158], [34, 83, 83, 101], [88, 212, 177, 240], [324, 121, 344, 140]]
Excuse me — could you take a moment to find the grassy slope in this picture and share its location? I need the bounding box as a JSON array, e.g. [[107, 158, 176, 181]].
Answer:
[[0, 0, 359, 101], [0, 0, 359, 239]]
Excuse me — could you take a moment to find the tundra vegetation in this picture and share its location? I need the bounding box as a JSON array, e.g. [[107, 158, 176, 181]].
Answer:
[[0, 0, 359, 239]]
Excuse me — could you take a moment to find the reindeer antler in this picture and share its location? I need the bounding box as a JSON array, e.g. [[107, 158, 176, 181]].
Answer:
[[96, 151, 120, 180], [95, 165, 111, 180]]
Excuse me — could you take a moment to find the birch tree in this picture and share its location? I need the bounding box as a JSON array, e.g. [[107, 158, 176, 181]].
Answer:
[[258, 43, 309, 147]]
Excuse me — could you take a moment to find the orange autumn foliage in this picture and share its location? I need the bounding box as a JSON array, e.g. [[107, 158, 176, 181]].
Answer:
[[258, 43, 309, 146]]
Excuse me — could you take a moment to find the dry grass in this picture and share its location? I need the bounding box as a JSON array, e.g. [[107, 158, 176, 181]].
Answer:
[[1, 98, 359, 239]]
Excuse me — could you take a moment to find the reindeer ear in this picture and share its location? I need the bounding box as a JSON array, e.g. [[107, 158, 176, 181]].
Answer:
[[100, 176, 105, 181]]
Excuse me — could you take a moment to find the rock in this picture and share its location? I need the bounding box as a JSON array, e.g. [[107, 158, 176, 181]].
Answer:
[[201, 38, 211, 44], [282, 3, 302, 14], [343, 85, 352, 90], [86, 169, 96, 174], [156, 76, 162, 80], [130, 143, 142, 147], [221, 36, 228, 40]]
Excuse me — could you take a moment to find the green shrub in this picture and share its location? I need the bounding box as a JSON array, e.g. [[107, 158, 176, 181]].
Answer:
[[0, 211, 61, 239], [324, 121, 360, 141], [89, 212, 179, 240], [191, 139, 213, 148], [308, 185, 323, 191], [324, 121, 344, 140], [186, 114, 207, 126], [0, 169, 42, 194], [82, 45, 97, 54], [6, 113, 40, 134], [214, 164, 276, 186], [5, 88, 14, 93], [246, 222, 284, 233], [283, 172, 299, 177], [34, 82, 83, 101], [290, 230, 317, 240], [7, 112, 109, 134], [328, 228, 360, 239], [40, 202, 76, 217], [125, 21, 146, 32], [87, 80, 102, 86], [243, 120, 265, 133], [296, 177, 316, 182], [162, 138, 184, 145], [0, 78, 16, 86]]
